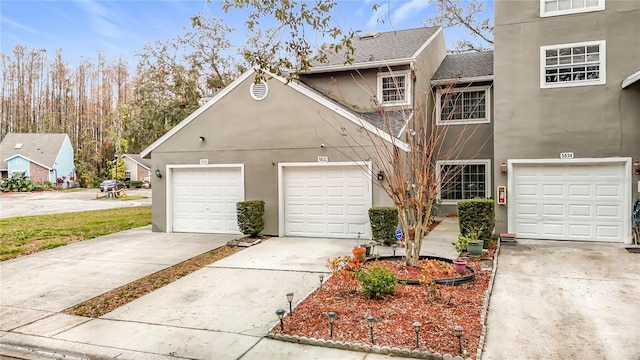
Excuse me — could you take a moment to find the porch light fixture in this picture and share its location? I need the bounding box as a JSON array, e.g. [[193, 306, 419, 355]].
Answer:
[[377, 170, 385, 181], [154, 167, 162, 179], [633, 160, 640, 176], [327, 311, 337, 337], [413, 321, 422, 348], [454, 325, 463, 354], [199, 136, 205, 142], [286, 292, 294, 315], [276, 309, 285, 331], [500, 161, 507, 175], [366, 316, 376, 344]]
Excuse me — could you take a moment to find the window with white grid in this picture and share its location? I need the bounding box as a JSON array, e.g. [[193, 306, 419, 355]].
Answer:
[[541, 0, 604, 17], [377, 71, 411, 106], [436, 86, 490, 125], [541, 40, 606, 88], [437, 160, 491, 203]]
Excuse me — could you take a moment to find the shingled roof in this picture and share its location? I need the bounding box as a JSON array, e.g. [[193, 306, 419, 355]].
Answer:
[[432, 51, 494, 82], [0, 133, 69, 170], [308, 27, 441, 72]]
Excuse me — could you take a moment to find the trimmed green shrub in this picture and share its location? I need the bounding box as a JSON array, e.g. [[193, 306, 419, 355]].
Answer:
[[458, 198, 495, 246], [368, 207, 399, 245], [357, 264, 397, 299], [236, 200, 265, 237], [130, 180, 143, 188]]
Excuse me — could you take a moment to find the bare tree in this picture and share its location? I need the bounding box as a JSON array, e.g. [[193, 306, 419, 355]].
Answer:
[[318, 72, 490, 265], [425, 0, 493, 52]]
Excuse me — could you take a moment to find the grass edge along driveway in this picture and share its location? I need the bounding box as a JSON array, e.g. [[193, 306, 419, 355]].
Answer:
[[0, 206, 152, 261]]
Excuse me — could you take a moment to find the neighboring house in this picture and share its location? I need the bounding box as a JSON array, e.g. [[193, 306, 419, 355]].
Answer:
[[121, 154, 151, 182], [141, 27, 486, 238], [0, 133, 75, 184], [494, 0, 640, 243]]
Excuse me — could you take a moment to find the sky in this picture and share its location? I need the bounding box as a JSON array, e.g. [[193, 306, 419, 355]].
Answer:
[[0, 0, 488, 69]]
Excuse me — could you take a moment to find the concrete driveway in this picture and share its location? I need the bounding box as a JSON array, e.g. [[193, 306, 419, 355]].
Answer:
[[0, 188, 152, 218], [483, 240, 640, 359]]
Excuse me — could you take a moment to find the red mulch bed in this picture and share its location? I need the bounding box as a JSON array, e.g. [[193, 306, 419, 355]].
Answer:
[[273, 254, 493, 358]]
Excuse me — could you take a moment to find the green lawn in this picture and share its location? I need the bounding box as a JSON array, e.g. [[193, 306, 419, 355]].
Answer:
[[0, 206, 152, 261]]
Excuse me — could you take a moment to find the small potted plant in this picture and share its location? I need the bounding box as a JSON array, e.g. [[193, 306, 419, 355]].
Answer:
[[466, 229, 483, 257], [352, 232, 366, 261], [452, 258, 467, 274]]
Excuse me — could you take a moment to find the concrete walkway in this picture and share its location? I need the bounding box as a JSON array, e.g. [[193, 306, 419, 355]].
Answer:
[[0, 219, 460, 359]]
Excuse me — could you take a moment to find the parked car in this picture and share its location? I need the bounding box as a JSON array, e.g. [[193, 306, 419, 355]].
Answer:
[[99, 179, 126, 192]]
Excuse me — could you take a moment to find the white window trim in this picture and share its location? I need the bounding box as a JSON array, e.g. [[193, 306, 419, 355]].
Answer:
[[540, 40, 606, 89], [436, 159, 492, 205], [435, 85, 491, 126], [377, 71, 412, 107], [540, 0, 605, 17]]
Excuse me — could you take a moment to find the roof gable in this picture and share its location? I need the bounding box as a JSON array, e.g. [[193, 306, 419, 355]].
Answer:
[[431, 51, 494, 83], [141, 68, 409, 158], [123, 154, 151, 169], [0, 133, 69, 170], [307, 27, 442, 73]]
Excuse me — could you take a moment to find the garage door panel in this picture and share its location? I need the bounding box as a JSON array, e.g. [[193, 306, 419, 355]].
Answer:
[[569, 185, 590, 196], [542, 184, 563, 196], [596, 184, 619, 197], [542, 204, 563, 216], [283, 165, 371, 239], [511, 162, 625, 242], [171, 167, 243, 234], [515, 184, 537, 196], [568, 205, 590, 217], [568, 224, 591, 237]]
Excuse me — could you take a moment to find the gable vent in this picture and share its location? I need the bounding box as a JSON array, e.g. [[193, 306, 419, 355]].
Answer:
[[250, 81, 268, 101]]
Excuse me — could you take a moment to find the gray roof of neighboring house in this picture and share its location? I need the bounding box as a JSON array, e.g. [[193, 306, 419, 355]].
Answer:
[[309, 27, 441, 71], [432, 51, 494, 81], [0, 133, 69, 171], [123, 154, 151, 169]]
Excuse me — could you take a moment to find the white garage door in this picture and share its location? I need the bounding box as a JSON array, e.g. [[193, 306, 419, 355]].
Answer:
[[171, 166, 244, 234], [511, 162, 627, 242], [282, 165, 371, 239]]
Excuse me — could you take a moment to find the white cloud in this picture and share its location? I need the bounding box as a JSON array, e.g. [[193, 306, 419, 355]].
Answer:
[[73, 0, 121, 39], [391, 0, 431, 25]]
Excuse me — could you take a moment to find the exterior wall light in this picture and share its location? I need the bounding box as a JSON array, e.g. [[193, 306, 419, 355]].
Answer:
[[500, 161, 507, 175], [377, 170, 385, 181], [633, 160, 640, 176], [154, 167, 162, 178], [199, 136, 205, 142]]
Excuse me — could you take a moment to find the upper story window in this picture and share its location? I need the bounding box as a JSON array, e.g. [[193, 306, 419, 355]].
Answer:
[[540, 0, 604, 17], [436, 85, 491, 125], [377, 71, 411, 107], [541, 40, 606, 88]]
